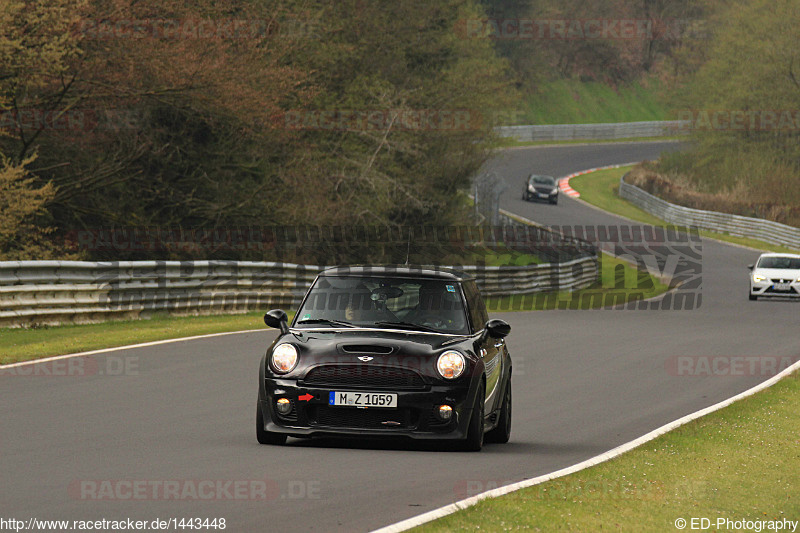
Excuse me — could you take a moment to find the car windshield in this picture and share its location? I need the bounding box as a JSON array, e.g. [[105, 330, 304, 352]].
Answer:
[[294, 276, 469, 334], [531, 175, 555, 186], [757, 256, 800, 269]]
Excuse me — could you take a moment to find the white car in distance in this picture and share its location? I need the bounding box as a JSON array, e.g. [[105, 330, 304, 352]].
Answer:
[[748, 253, 800, 300]]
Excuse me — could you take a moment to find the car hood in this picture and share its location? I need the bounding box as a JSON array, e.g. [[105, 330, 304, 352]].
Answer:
[[753, 267, 800, 279], [287, 327, 469, 354]]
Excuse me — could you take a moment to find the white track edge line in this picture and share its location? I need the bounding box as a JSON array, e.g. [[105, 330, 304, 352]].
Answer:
[[0, 328, 266, 368], [372, 358, 800, 533]]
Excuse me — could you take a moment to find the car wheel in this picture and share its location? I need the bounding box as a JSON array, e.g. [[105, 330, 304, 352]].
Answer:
[[486, 379, 511, 444], [550, 197, 558, 205], [749, 293, 757, 301], [461, 381, 485, 451], [256, 402, 287, 445]]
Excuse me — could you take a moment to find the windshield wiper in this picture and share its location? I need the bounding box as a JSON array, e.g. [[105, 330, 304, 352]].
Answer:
[[296, 318, 356, 328], [374, 321, 442, 333]]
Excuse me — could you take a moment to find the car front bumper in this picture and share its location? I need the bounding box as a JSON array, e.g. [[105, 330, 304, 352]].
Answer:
[[525, 189, 558, 201], [259, 378, 479, 440], [750, 280, 800, 297]]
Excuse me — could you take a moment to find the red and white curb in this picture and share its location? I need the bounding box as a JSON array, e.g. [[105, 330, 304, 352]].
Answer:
[[372, 357, 800, 532], [559, 162, 640, 198]]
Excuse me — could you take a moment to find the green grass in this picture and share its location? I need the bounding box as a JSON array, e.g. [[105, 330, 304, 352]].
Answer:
[[416, 369, 800, 532], [0, 311, 273, 364], [571, 166, 800, 253], [516, 79, 667, 125], [485, 252, 670, 311]]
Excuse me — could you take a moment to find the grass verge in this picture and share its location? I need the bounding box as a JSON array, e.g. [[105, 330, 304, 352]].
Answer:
[[571, 166, 800, 253], [0, 311, 274, 365], [415, 369, 800, 532]]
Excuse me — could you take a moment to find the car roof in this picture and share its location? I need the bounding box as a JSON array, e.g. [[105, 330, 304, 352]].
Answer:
[[318, 265, 474, 282]]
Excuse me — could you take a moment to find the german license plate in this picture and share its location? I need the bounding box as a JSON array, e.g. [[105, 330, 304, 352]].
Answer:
[[537, 193, 548, 198], [774, 283, 791, 291], [329, 391, 397, 408]]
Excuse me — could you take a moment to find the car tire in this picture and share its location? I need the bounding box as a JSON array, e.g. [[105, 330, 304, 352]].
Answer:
[[749, 293, 757, 301], [461, 381, 485, 451], [486, 379, 511, 444], [256, 402, 287, 445], [550, 197, 558, 205]]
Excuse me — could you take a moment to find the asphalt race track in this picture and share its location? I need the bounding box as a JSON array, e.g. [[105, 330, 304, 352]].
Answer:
[[3, 141, 799, 532]]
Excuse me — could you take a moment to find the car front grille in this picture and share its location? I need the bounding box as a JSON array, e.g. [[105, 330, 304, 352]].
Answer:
[[310, 405, 418, 429], [303, 364, 426, 390]]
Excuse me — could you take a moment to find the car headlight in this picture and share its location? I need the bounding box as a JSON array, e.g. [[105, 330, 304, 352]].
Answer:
[[437, 350, 466, 380], [271, 343, 298, 374], [528, 184, 535, 192], [752, 274, 767, 283]]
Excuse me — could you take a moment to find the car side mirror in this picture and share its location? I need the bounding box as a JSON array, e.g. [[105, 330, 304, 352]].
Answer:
[[747, 264, 754, 270], [485, 319, 511, 339], [264, 309, 289, 334]]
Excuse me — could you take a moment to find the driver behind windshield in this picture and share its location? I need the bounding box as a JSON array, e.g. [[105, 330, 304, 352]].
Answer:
[[343, 285, 396, 324]]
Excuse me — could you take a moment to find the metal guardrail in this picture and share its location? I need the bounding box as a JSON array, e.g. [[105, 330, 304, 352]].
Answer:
[[496, 120, 688, 142], [619, 174, 800, 250], [0, 254, 599, 327], [0, 261, 317, 328]]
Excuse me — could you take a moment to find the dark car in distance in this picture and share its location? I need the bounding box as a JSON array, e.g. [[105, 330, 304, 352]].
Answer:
[[523, 174, 559, 204], [257, 265, 512, 451]]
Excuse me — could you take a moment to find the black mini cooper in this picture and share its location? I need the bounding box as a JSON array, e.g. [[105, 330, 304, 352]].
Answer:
[[257, 265, 512, 451]]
